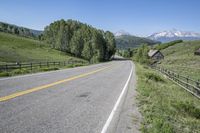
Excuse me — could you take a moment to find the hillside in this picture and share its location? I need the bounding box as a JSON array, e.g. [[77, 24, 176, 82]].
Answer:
[[0, 32, 84, 64], [159, 40, 200, 80], [0, 21, 42, 38], [116, 35, 159, 49]]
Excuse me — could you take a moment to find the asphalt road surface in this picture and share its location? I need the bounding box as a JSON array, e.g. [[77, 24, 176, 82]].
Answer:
[[0, 60, 136, 133]]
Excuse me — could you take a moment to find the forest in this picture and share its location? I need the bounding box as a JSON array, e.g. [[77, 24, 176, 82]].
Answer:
[[41, 19, 116, 62], [0, 22, 41, 38]]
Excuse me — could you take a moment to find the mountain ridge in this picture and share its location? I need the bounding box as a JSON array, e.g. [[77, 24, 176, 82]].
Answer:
[[148, 29, 200, 42], [115, 34, 159, 49]]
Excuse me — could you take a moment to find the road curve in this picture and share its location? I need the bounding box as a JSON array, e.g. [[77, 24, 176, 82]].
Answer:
[[0, 60, 134, 133]]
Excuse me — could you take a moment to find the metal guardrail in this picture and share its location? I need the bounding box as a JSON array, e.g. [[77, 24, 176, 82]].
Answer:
[[152, 66, 200, 99], [0, 60, 86, 72]]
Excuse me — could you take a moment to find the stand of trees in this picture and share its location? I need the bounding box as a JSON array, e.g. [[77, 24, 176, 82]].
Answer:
[[0, 22, 41, 38], [42, 19, 116, 62]]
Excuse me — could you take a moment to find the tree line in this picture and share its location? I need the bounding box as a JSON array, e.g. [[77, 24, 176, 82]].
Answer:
[[0, 22, 40, 38], [41, 19, 116, 62]]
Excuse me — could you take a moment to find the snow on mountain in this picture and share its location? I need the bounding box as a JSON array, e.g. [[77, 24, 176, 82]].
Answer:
[[114, 30, 131, 37], [148, 29, 200, 42]]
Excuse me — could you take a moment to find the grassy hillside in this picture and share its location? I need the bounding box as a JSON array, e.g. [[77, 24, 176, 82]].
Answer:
[[159, 40, 200, 80], [136, 64, 200, 133], [115, 35, 159, 49], [0, 32, 85, 64]]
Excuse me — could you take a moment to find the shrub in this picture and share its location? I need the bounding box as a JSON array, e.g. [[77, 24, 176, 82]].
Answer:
[[41, 67, 59, 71], [145, 72, 165, 82], [10, 68, 30, 75], [0, 72, 9, 77]]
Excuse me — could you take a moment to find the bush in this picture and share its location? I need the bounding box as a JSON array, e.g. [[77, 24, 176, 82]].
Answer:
[[10, 68, 30, 75], [145, 72, 165, 82], [41, 67, 59, 71], [0, 72, 9, 77], [135, 44, 150, 64]]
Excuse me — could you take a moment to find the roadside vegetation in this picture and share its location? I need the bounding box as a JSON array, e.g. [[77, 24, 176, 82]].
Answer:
[[0, 62, 87, 77], [0, 32, 89, 77], [128, 40, 200, 133], [136, 64, 200, 133]]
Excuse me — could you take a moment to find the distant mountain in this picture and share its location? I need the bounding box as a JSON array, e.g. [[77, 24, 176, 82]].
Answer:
[[148, 29, 200, 43], [115, 35, 160, 49], [114, 30, 131, 36], [0, 22, 43, 38]]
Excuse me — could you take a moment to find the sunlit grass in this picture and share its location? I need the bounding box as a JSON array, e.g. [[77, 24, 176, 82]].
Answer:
[[136, 63, 200, 133]]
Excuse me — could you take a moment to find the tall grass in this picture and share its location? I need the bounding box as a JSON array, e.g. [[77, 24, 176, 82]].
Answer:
[[136, 64, 200, 133]]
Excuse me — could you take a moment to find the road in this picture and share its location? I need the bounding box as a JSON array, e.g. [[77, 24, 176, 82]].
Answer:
[[0, 60, 138, 133]]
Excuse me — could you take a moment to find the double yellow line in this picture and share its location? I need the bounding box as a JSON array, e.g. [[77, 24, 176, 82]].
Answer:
[[0, 66, 111, 102]]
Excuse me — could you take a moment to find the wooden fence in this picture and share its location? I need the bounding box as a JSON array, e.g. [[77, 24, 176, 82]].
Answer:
[[0, 60, 86, 72], [152, 66, 200, 99]]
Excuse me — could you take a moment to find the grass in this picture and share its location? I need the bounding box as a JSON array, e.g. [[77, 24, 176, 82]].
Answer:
[[0, 32, 89, 76], [0, 63, 88, 77], [0, 32, 85, 64], [158, 40, 200, 80], [136, 63, 200, 133]]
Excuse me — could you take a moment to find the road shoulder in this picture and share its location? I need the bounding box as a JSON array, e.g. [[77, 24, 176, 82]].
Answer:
[[115, 62, 142, 133]]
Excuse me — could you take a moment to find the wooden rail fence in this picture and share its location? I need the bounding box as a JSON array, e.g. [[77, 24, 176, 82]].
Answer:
[[0, 60, 86, 72], [152, 66, 200, 99]]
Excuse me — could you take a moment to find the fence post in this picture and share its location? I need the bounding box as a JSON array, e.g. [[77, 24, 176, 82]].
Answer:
[[177, 74, 179, 83], [40, 62, 42, 68], [30, 62, 32, 71], [196, 80, 200, 95], [5, 64, 8, 71], [64, 61, 66, 66], [186, 76, 189, 89], [19, 63, 21, 70], [47, 62, 49, 67], [197, 80, 200, 89]]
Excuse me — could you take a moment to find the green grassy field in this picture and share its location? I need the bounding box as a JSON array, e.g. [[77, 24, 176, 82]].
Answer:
[[0, 32, 85, 64], [159, 40, 200, 80], [136, 64, 200, 133]]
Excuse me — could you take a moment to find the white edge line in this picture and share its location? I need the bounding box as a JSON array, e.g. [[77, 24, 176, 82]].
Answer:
[[100, 62, 133, 133]]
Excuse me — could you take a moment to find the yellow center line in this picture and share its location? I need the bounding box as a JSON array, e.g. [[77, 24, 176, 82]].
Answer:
[[0, 66, 111, 102]]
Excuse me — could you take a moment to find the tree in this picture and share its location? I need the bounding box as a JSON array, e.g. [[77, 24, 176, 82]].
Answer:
[[135, 44, 149, 64], [42, 19, 116, 62]]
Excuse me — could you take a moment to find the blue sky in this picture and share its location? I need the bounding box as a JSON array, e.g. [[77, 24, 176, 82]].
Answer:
[[0, 0, 200, 36]]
